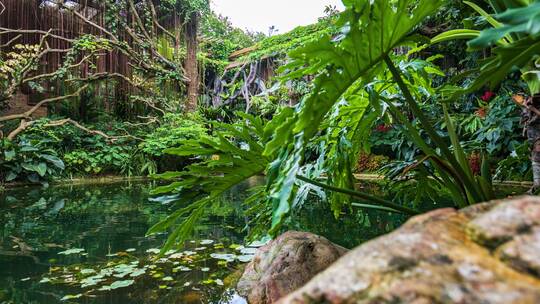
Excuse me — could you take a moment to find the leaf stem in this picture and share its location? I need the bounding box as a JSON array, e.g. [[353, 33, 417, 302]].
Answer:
[[296, 175, 420, 215]]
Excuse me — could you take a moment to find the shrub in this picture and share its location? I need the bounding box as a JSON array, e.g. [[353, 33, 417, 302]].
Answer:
[[0, 138, 65, 184], [140, 113, 212, 171], [355, 153, 390, 173]]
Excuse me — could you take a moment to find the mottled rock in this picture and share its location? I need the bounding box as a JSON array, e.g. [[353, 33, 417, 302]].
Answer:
[[237, 231, 347, 304], [277, 196, 540, 304], [498, 227, 540, 277], [467, 196, 540, 248]]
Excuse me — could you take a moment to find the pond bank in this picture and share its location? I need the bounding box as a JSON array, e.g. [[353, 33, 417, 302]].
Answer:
[[4, 174, 533, 191], [354, 173, 534, 188], [3, 176, 150, 189]]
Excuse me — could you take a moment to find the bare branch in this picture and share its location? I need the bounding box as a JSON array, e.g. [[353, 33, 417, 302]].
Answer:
[[7, 119, 30, 140], [128, 0, 152, 42], [0, 28, 76, 43], [0, 34, 22, 48], [43, 118, 143, 142], [23, 53, 99, 83], [59, 5, 118, 42], [129, 95, 166, 115], [125, 116, 159, 127], [7, 118, 143, 142], [0, 85, 89, 122], [65, 72, 147, 92], [145, 0, 176, 40]]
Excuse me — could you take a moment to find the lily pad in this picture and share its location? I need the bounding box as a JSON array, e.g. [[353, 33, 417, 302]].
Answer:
[[146, 248, 160, 254], [80, 269, 95, 275], [129, 268, 146, 278], [99, 279, 134, 291], [239, 247, 257, 255], [248, 240, 268, 248], [58, 248, 85, 255], [39, 277, 51, 284], [237, 255, 255, 263], [210, 253, 236, 262], [169, 253, 184, 259], [164, 250, 177, 256], [80, 276, 106, 288], [173, 266, 191, 272], [200, 239, 214, 245]]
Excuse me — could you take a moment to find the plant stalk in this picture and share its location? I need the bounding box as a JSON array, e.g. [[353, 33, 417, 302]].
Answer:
[[296, 175, 420, 215]]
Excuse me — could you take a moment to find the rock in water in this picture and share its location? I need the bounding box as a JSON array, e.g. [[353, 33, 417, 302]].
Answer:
[[278, 196, 540, 304], [237, 231, 347, 304]]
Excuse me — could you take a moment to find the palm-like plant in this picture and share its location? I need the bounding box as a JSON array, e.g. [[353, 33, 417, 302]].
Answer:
[[432, 0, 540, 95], [263, 0, 501, 234], [153, 0, 537, 248]]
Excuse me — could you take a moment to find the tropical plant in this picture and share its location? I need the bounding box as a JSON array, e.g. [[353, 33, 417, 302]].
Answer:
[[432, 0, 540, 95], [0, 138, 65, 184], [146, 111, 289, 250], [150, 0, 464, 250], [262, 0, 499, 235]]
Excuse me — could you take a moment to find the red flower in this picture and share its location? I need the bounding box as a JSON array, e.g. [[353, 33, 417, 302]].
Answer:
[[475, 107, 488, 118], [375, 124, 392, 132], [481, 91, 496, 102], [468, 153, 481, 176]]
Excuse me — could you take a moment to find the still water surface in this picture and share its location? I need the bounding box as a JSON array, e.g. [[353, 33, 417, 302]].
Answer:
[[0, 179, 405, 304]]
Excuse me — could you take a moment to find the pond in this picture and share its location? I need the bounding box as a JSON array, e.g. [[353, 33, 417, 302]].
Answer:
[[1, 178, 489, 304]]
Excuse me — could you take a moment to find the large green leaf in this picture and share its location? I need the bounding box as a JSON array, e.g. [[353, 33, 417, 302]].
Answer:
[[264, 0, 445, 234], [431, 29, 481, 44], [267, 0, 446, 153], [40, 154, 65, 170], [439, 1, 540, 95], [146, 113, 276, 253], [4, 150, 16, 161]]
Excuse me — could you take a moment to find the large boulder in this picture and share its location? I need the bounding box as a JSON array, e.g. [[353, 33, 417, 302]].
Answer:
[[237, 231, 347, 304], [278, 196, 540, 304]]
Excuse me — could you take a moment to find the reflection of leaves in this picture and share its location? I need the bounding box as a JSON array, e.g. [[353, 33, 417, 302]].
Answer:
[[29, 198, 48, 210], [61, 294, 82, 301], [148, 194, 180, 205], [46, 199, 65, 216]]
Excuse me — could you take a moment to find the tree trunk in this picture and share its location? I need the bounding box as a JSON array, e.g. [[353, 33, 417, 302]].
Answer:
[[184, 12, 199, 113]]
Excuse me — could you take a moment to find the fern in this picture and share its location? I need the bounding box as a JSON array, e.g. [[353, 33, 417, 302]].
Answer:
[[146, 111, 294, 252]]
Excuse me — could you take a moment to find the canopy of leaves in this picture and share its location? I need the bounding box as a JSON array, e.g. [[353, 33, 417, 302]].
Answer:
[[238, 18, 337, 62], [262, 0, 446, 234]]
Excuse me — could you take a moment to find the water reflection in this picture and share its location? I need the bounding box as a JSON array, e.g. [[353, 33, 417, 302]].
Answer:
[[0, 178, 407, 303]]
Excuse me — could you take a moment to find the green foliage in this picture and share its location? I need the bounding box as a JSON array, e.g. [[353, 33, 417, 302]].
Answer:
[[140, 113, 210, 158], [63, 144, 133, 176], [434, 0, 540, 95], [263, 0, 447, 234], [200, 13, 259, 63], [495, 142, 532, 181], [241, 19, 337, 61], [147, 111, 291, 252], [356, 153, 390, 173], [473, 94, 522, 154], [0, 138, 65, 184]]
